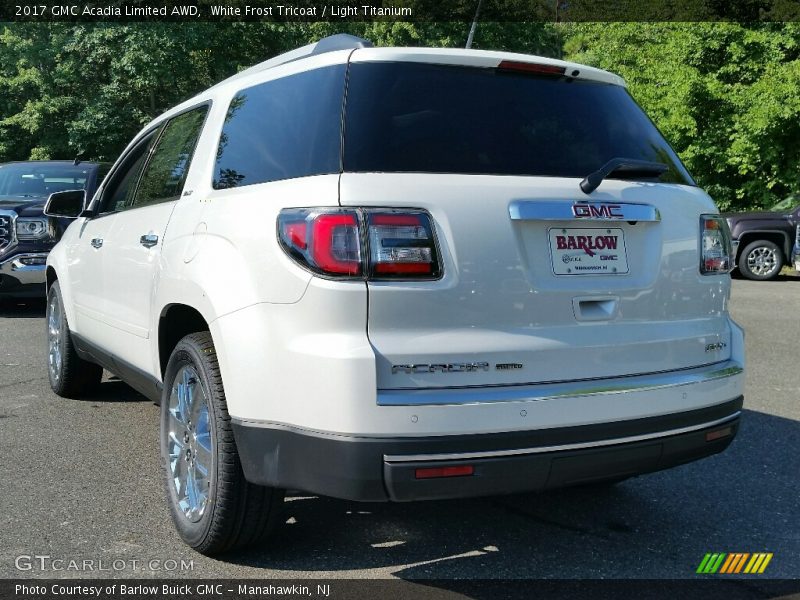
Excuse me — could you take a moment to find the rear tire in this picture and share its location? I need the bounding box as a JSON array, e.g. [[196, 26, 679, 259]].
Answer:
[[46, 281, 102, 398], [738, 240, 783, 280], [160, 332, 284, 555]]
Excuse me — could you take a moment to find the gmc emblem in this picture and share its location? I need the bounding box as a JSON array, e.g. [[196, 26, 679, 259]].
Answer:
[[572, 203, 624, 219]]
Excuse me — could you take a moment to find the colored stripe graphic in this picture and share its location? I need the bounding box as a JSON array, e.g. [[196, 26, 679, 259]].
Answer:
[[743, 553, 773, 574], [697, 553, 727, 574], [699, 553, 773, 575], [733, 553, 750, 574], [720, 553, 749, 574], [719, 554, 736, 574]]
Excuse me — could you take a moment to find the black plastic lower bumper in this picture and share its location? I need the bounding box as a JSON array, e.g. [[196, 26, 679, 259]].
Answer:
[[0, 273, 45, 297], [232, 396, 742, 502], [0, 250, 48, 297]]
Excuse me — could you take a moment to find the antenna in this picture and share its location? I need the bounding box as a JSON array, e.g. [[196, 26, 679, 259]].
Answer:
[[465, 0, 483, 49]]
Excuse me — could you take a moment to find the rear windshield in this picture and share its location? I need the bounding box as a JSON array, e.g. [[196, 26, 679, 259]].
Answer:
[[342, 62, 693, 184]]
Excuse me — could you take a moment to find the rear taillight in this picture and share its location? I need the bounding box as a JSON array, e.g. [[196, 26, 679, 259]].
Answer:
[[366, 212, 440, 279], [278, 208, 441, 280], [278, 209, 362, 277], [700, 215, 734, 275]]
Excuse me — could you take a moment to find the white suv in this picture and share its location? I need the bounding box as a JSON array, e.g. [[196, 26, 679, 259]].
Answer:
[[44, 34, 744, 555]]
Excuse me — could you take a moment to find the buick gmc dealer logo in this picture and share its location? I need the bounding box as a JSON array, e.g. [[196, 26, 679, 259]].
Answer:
[[572, 203, 624, 219], [555, 234, 619, 257]]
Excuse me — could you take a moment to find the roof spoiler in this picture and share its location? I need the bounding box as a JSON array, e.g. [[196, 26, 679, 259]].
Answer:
[[213, 34, 373, 90]]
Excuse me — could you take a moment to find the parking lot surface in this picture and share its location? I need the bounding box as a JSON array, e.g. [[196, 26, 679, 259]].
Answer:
[[1, 278, 798, 580]]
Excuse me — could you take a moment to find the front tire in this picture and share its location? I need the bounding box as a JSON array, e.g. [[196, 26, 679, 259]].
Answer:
[[46, 281, 102, 398], [738, 240, 783, 280], [160, 332, 284, 555]]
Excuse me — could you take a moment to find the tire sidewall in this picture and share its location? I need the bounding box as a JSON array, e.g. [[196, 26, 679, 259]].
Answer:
[[160, 339, 220, 547], [740, 240, 783, 281]]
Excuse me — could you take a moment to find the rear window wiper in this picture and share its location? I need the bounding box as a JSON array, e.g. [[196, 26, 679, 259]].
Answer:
[[580, 158, 669, 194]]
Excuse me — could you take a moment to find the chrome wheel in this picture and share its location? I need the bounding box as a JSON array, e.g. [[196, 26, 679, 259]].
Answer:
[[167, 365, 212, 523], [745, 246, 779, 277], [47, 293, 63, 382]]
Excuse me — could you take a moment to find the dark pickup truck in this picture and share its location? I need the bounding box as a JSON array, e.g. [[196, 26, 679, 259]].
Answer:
[[0, 160, 108, 297], [725, 200, 800, 280]]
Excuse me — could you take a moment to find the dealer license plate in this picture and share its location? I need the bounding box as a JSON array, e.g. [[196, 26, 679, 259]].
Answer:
[[548, 228, 628, 275]]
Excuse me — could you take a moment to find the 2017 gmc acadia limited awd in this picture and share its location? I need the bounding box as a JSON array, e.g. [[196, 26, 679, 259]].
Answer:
[[44, 35, 744, 555]]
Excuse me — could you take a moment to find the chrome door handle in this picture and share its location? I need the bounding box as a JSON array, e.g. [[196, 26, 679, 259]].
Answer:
[[90, 238, 103, 249], [140, 233, 159, 248]]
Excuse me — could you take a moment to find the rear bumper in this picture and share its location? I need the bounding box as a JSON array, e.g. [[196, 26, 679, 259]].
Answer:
[[233, 396, 742, 502]]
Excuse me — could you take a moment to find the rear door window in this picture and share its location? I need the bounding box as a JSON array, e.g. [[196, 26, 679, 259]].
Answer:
[[98, 131, 159, 213], [132, 105, 209, 208]]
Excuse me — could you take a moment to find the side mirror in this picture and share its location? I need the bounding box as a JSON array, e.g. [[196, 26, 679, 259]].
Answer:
[[44, 189, 87, 218]]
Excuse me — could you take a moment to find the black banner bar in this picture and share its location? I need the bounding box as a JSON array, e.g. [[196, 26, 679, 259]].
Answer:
[[2, 0, 800, 22], [4, 579, 800, 600]]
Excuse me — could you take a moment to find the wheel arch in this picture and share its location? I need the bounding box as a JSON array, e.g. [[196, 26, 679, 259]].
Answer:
[[736, 231, 791, 262], [158, 303, 211, 378], [46, 266, 58, 290], [44, 264, 79, 331]]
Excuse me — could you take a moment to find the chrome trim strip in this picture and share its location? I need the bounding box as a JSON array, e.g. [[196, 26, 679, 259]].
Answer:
[[509, 200, 660, 222], [377, 360, 743, 406], [0, 252, 49, 270], [0, 252, 48, 284], [383, 412, 740, 463]]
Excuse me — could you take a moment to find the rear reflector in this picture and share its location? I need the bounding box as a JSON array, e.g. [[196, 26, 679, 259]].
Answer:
[[415, 465, 474, 479], [498, 60, 566, 76], [706, 427, 733, 442]]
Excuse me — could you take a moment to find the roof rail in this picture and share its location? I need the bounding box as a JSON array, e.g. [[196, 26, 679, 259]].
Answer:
[[211, 34, 373, 91]]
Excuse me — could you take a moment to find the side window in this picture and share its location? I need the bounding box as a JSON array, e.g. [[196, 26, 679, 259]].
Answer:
[[213, 65, 346, 189], [132, 105, 208, 209], [98, 131, 159, 214]]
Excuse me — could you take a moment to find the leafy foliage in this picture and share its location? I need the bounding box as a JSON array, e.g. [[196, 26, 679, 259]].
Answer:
[[0, 21, 797, 210], [562, 23, 800, 210]]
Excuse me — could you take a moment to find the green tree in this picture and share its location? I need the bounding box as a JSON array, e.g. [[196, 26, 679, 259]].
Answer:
[[0, 23, 301, 161], [563, 22, 800, 210], [0, 21, 561, 163]]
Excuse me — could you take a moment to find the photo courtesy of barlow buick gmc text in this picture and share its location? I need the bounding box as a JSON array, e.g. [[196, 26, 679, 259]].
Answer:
[[0, 5, 798, 599]]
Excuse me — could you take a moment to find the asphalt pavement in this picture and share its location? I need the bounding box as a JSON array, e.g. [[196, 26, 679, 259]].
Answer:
[[0, 277, 798, 581]]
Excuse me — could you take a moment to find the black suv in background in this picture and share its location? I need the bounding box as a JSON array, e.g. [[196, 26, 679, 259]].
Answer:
[[0, 160, 108, 298]]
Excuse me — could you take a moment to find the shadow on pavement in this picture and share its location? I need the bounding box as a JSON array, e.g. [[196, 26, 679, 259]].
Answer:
[[221, 409, 799, 585], [88, 378, 152, 403], [0, 296, 46, 317]]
